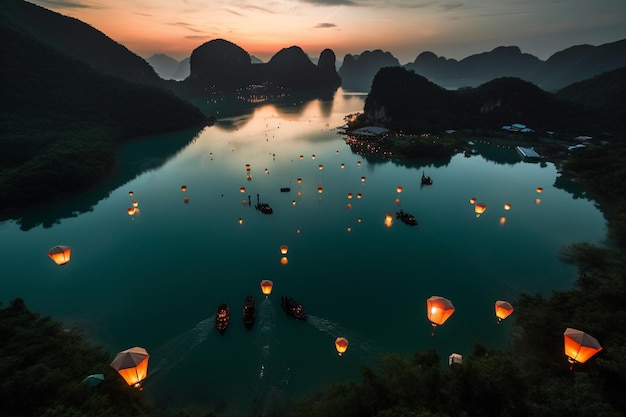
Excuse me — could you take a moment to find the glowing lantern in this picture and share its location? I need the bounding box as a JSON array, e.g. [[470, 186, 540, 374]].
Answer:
[[347, 226, 352, 232], [184, 197, 189, 203], [240, 187, 246, 193], [449, 353, 463, 366], [384, 213, 393, 227], [361, 176, 366, 182], [494, 300, 514, 324], [335, 337, 349, 356], [317, 187, 323, 194], [260, 279, 273, 296], [357, 218, 362, 223], [563, 328, 602, 370], [500, 217, 507, 225], [296, 229, 301, 234], [297, 178, 302, 184], [128, 191, 134, 196], [357, 193, 362, 199], [110, 347, 149, 388], [242, 200, 247, 206], [474, 203, 487, 217], [264, 168, 269, 174], [536, 187, 543, 193], [127, 207, 137, 216], [347, 193, 353, 199], [280, 245, 288, 255], [535, 198, 541, 204], [504, 203, 511, 210], [297, 191, 302, 197], [181, 185, 187, 192], [340, 163, 345, 169], [396, 186, 403, 193], [311, 154, 316, 160], [47, 245, 71, 265], [469, 197, 476, 204], [395, 198, 401, 204], [347, 203, 352, 209], [238, 218, 243, 225], [280, 256, 289, 265], [427, 296, 455, 335], [299, 155, 303, 160], [132, 200, 138, 207], [318, 164, 324, 170], [292, 200, 296, 206], [357, 161, 361, 166]]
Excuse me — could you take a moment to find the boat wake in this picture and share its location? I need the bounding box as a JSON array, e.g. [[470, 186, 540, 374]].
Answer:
[[149, 315, 215, 377]]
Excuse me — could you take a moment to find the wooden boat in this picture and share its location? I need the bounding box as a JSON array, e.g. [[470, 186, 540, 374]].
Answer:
[[396, 210, 418, 226], [280, 187, 291, 192], [281, 296, 306, 320], [421, 171, 433, 185], [215, 303, 230, 334], [255, 194, 273, 214], [242, 295, 256, 329]]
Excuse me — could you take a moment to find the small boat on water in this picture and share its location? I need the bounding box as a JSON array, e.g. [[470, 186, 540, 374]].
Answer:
[[421, 171, 433, 185], [280, 187, 291, 192], [255, 194, 273, 214], [216, 303, 230, 334], [242, 295, 256, 329], [396, 210, 418, 226], [281, 296, 306, 320]]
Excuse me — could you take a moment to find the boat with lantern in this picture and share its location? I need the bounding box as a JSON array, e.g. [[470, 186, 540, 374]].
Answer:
[[216, 303, 230, 334], [421, 171, 433, 185], [396, 209, 418, 226], [255, 194, 273, 214], [281, 297, 306, 320], [242, 295, 256, 328]]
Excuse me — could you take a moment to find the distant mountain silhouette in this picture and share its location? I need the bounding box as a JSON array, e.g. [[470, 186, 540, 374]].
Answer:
[[146, 53, 180, 80], [363, 67, 587, 134], [340, 39, 626, 92], [338, 50, 400, 91], [172, 57, 190, 80], [182, 39, 340, 95], [0, 0, 164, 88]]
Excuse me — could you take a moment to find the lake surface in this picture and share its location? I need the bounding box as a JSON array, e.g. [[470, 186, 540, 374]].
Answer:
[[0, 89, 608, 416]]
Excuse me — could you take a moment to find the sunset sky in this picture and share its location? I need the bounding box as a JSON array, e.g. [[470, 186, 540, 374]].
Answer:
[[30, 0, 626, 64]]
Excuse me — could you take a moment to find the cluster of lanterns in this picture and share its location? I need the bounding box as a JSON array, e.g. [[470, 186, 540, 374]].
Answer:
[[469, 186, 543, 219], [280, 245, 289, 264]]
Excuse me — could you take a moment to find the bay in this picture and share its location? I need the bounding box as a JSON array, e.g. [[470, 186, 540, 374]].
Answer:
[[0, 89, 607, 415]]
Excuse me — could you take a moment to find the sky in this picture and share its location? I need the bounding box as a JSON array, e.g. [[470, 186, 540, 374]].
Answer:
[[30, 0, 626, 64]]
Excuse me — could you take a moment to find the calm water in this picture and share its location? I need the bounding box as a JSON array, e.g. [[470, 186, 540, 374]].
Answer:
[[0, 89, 607, 415]]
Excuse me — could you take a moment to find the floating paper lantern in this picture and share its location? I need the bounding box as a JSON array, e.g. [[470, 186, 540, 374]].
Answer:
[[280, 245, 288, 255], [474, 203, 487, 217], [181, 185, 187, 192], [347, 193, 353, 199], [340, 163, 345, 169], [563, 328, 602, 369], [346, 203, 352, 209], [297, 191, 303, 198], [299, 155, 304, 160], [318, 164, 323, 170], [360, 176, 366, 182], [395, 198, 401, 204], [504, 203, 511, 210], [495, 300, 514, 324], [335, 337, 349, 356], [292, 200, 296, 206], [535, 198, 541, 204], [311, 154, 316, 160], [260, 279, 273, 296], [280, 256, 289, 265], [449, 353, 463, 366], [357, 161, 361, 166], [238, 218, 243, 225], [317, 187, 323, 194], [128, 191, 134, 197], [110, 347, 149, 388], [264, 168, 269, 174], [469, 197, 476, 204], [384, 213, 393, 227], [427, 296, 455, 335], [396, 186, 403, 193], [357, 193, 362, 199], [127, 207, 137, 216], [132, 200, 138, 207], [347, 226, 352, 232], [47, 245, 71, 265], [536, 187, 543, 193], [297, 178, 302, 184], [500, 217, 507, 225], [240, 187, 246, 193]]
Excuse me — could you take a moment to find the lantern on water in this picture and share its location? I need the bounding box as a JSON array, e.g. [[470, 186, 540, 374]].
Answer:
[[240, 187, 246, 193], [395, 198, 401, 204], [292, 200, 296, 206], [260, 279, 273, 296], [47, 245, 71, 265], [311, 154, 316, 160], [360, 176, 366, 183], [128, 191, 134, 197], [110, 347, 149, 388], [504, 203, 511, 210], [469, 197, 476, 204], [280, 245, 288, 255], [535, 198, 541, 204], [357, 161, 361, 166], [396, 186, 403, 193], [280, 256, 289, 265], [384, 213, 393, 227], [299, 155, 304, 160], [238, 218, 243, 225], [427, 296, 455, 335], [184, 197, 189, 204], [347, 193, 353, 199], [357, 193, 362, 199], [494, 300, 514, 324], [132, 200, 138, 207], [564, 328, 602, 369], [500, 217, 507, 225], [318, 164, 324, 170], [335, 337, 349, 356], [474, 203, 487, 217], [347, 203, 352, 209], [297, 178, 302, 184], [181, 185, 187, 192], [127, 207, 137, 216], [340, 163, 345, 169], [536, 187, 543, 193], [317, 187, 323, 194]]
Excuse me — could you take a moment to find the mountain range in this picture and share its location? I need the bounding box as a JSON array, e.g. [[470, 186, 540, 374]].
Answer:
[[340, 40, 626, 92]]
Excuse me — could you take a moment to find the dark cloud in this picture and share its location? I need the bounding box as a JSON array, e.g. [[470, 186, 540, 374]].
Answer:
[[224, 8, 244, 16], [32, 0, 98, 8], [314, 22, 338, 28], [440, 2, 463, 10], [168, 22, 204, 33], [185, 35, 210, 40]]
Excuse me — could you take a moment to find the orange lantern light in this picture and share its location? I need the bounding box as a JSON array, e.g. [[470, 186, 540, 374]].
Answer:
[[128, 191, 134, 196], [357, 193, 362, 199], [47, 245, 71, 265], [500, 216, 507, 225], [292, 200, 296, 206], [127, 207, 137, 216], [297, 191, 303, 198], [563, 328, 602, 370], [280, 256, 289, 265], [110, 347, 149, 388], [335, 337, 349, 356], [260, 279, 273, 296], [395, 198, 401, 204], [347, 193, 353, 199], [347, 226, 352, 232], [297, 178, 302, 184], [357, 161, 361, 166], [317, 187, 323, 194], [474, 203, 487, 217], [504, 203, 511, 210], [299, 155, 304, 160], [132, 200, 139, 207], [384, 213, 393, 227], [340, 163, 345, 169], [360, 176, 366, 182], [346, 203, 352, 209], [494, 300, 514, 324], [396, 186, 403, 193], [536, 187, 543, 193], [318, 164, 324, 170], [469, 197, 476, 204], [311, 154, 316, 160], [535, 198, 541, 204], [240, 187, 246, 193], [238, 218, 243, 225], [280, 245, 288, 255], [427, 296, 455, 335], [181, 185, 187, 192]]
